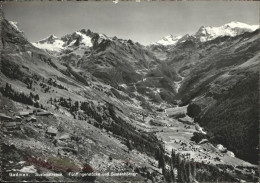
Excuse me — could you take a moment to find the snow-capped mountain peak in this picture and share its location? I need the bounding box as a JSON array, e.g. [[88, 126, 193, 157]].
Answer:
[[224, 21, 258, 30], [74, 31, 93, 47], [46, 34, 58, 40], [32, 30, 94, 52], [152, 35, 182, 46], [194, 21, 259, 42], [33, 35, 65, 52], [38, 34, 59, 43]]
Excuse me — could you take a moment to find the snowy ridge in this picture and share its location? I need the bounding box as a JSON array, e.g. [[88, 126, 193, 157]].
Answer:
[[32, 31, 93, 52], [195, 21, 259, 42], [99, 33, 111, 40], [75, 31, 93, 47], [151, 21, 259, 46], [98, 33, 112, 44], [32, 35, 65, 52], [8, 21, 23, 33], [227, 21, 258, 30], [152, 35, 182, 46]]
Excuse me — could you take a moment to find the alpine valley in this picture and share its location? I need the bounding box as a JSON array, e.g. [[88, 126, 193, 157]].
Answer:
[[1, 17, 259, 183]]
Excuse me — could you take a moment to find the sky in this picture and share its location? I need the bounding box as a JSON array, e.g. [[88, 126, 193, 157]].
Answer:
[[3, 1, 259, 45]]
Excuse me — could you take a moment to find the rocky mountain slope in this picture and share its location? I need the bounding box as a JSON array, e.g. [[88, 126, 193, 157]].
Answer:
[[1, 18, 259, 183]]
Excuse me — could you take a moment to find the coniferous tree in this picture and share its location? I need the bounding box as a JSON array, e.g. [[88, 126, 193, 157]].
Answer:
[[190, 159, 196, 182], [126, 139, 132, 151], [35, 94, 39, 101], [161, 155, 166, 176], [158, 148, 164, 169], [182, 160, 187, 183], [171, 149, 176, 168], [49, 97, 53, 104], [175, 153, 180, 169], [74, 101, 79, 111], [170, 159, 176, 183], [177, 154, 183, 183], [185, 161, 191, 183]]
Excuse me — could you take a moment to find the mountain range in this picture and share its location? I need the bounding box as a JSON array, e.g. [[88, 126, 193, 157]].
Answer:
[[151, 21, 258, 46]]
